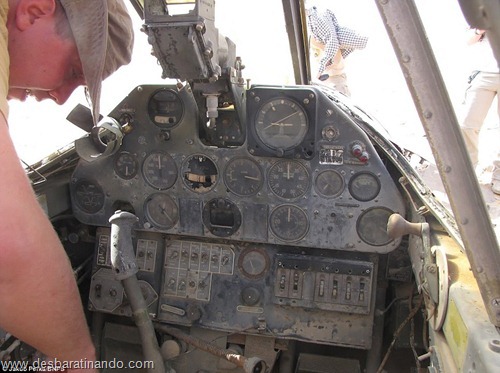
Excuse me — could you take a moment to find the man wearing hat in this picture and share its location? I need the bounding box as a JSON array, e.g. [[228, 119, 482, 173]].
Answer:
[[0, 0, 133, 369]]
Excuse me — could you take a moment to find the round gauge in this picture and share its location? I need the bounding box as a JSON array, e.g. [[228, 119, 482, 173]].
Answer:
[[148, 89, 184, 128], [255, 97, 308, 151], [357, 207, 393, 246], [202, 198, 241, 237], [73, 179, 105, 214], [269, 205, 309, 242], [142, 151, 178, 190], [268, 160, 310, 199], [182, 154, 218, 193], [144, 193, 179, 230], [114, 151, 138, 179], [348, 171, 381, 201], [224, 157, 263, 196], [315, 170, 344, 198], [237, 247, 270, 280]]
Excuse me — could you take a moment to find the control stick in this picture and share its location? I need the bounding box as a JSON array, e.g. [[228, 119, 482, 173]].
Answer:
[[109, 211, 171, 373]]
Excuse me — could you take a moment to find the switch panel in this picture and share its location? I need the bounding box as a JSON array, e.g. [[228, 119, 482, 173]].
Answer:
[[273, 254, 375, 314]]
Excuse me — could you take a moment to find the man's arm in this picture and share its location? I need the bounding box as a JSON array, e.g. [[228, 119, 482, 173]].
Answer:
[[0, 115, 96, 370]]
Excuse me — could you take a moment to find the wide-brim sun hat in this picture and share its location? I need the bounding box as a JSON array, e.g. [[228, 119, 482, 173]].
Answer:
[[59, 0, 134, 126]]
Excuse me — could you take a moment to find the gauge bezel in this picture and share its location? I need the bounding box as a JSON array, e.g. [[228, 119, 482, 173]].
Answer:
[[268, 159, 310, 200], [223, 157, 263, 196], [348, 171, 381, 202], [356, 207, 394, 246], [202, 198, 242, 237], [142, 151, 178, 190], [254, 97, 308, 151], [147, 88, 184, 128], [269, 204, 309, 242], [314, 169, 345, 198], [144, 193, 179, 230], [73, 179, 105, 214], [246, 88, 317, 159], [181, 154, 219, 193], [237, 247, 270, 280], [114, 151, 139, 180]]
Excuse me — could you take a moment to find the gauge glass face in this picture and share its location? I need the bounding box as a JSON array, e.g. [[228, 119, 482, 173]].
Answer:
[[315, 170, 344, 198], [142, 152, 178, 190], [148, 89, 184, 128], [268, 160, 310, 199], [357, 207, 393, 246], [182, 155, 218, 193], [114, 151, 138, 179], [255, 97, 308, 150], [74, 180, 105, 214], [224, 157, 263, 196], [202, 198, 241, 237], [348, 172, 381, 201], [270, 205, 309, 242], [238, 247, 270, 280], [144, 193, 179, 230]]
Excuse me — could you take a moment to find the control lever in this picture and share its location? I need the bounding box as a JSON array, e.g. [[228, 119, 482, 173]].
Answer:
[[155, 324, 267, 373], [109, 211, 171, 373]]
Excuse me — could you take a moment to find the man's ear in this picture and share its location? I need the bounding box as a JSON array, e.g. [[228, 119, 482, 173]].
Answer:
[[15, 0, 57, 31]]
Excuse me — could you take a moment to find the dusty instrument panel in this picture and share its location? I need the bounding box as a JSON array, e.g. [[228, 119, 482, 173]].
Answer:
[[72, 84, 405, 348]]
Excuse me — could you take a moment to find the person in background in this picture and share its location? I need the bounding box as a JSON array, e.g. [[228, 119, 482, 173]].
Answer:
[[460, 28, 500, 194], [309, 36, 350, 96], [0, 0, 133, 370], [306, 5, 368, 96]]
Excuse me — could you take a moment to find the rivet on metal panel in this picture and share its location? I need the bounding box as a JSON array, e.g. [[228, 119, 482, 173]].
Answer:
[[488, 339, 500, 353]]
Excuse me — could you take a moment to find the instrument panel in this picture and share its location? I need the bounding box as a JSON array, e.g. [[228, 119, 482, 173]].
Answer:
[[88, 228, 378, 349], [70, 84, 405, 254]]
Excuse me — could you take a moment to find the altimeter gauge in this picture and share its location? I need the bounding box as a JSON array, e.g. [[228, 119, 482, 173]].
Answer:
[[224, 157, 263, 196], [255, 97, 308, 151], [142, 151, 178, 190]]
